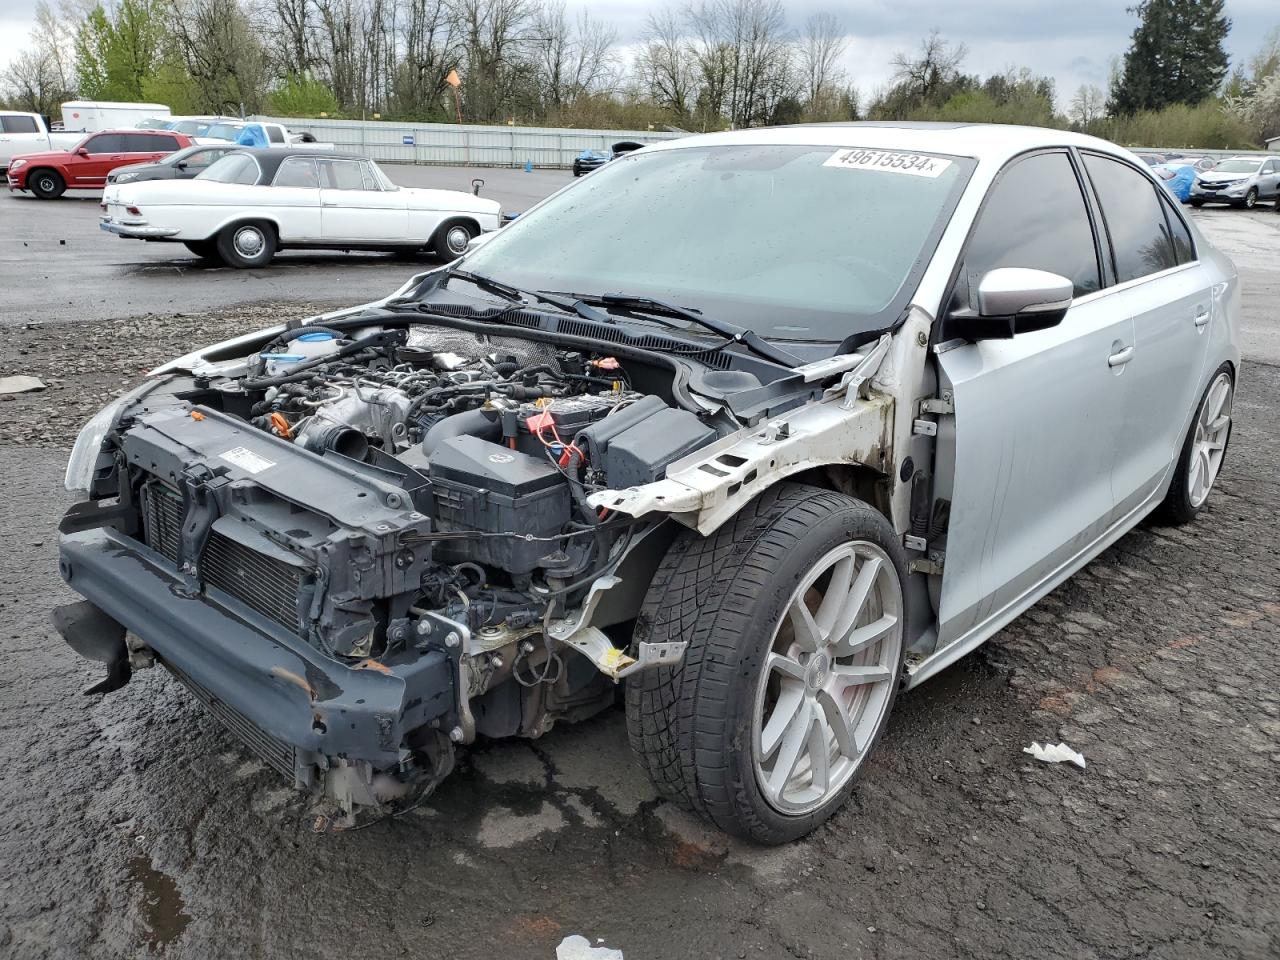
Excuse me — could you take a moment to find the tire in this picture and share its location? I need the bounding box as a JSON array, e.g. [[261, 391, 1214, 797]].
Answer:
[[432, 220, 475, 261], [1242, 187, 1259, 209], [626, 483, 907, 844], [1154, 363, 1234, 525], [182, 239, 219, 261], [215, 220, 276, 269], [29, 169, 65, 199], [1189, 199, 1205, 208]]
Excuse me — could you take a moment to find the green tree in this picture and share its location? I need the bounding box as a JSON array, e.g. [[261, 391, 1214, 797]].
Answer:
[[266, 74, 341, 117], [1110, 0, 1231, 114], [74, 0, 168, 102]]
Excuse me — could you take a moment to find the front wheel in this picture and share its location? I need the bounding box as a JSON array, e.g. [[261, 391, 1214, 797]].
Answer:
[[1242, 187, 1259, 209], [29, 169, 65, 199], [626, 484, 906, 844], [1155, 364, 1234, 525], [216, 221, 276, 268], [432, 220, 475, 261], [1189, 199, 1205, 208]]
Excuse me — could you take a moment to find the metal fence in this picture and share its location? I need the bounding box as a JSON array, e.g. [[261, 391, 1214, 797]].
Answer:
[[248, 116, 1278, 168], [250, 115, 687, 168]]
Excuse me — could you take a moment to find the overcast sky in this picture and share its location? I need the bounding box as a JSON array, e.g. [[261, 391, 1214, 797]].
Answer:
[[2, 0, 1275, 108]]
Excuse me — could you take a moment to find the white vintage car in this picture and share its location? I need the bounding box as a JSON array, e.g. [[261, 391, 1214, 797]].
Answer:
[[99, 148, 502, 267]]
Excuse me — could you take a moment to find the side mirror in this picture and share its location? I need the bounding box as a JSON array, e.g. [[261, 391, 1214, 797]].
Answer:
[[175, 161, 188, 170], [943, 268, 1073, 341], [471, 177, 484, 196], [76, 147, 89, 157]]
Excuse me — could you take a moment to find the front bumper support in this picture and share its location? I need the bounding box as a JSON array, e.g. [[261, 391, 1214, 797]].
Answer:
[[57, 527, 456, 778]]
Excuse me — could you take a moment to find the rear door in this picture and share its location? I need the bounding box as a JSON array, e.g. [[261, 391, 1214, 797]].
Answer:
[[318, 159, 408, 242], [1079, 152, 1214, 515], [935, 149, 1135, 648], [267, 156, 323, 240]]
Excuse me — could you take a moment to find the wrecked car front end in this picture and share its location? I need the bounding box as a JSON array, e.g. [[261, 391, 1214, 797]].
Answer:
[[53, 306, 899, 821]]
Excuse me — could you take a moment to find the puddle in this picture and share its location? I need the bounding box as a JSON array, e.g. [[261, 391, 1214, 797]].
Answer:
[[127, 854, 191, 952]]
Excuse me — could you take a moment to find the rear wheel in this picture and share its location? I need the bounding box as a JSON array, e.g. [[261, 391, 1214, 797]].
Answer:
[[29, 169, 65, 199], [626, 483, 906, 844], [432, 220, 475, 261], [216, 221, 276, 268], [1155, 364, 1233, 525]]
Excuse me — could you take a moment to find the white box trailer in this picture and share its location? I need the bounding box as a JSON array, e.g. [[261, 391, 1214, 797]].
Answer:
[[61, 101, 171, 133]]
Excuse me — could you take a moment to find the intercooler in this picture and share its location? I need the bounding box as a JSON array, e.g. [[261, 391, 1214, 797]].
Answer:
[[142, 482, 307, 634]]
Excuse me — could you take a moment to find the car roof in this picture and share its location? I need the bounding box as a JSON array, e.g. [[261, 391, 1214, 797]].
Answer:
[[243, 148, 369, 180], [640, 121, 1139, 167]]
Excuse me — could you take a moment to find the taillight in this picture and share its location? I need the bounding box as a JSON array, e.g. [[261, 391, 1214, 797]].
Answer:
[[126, 205, 141, 216]]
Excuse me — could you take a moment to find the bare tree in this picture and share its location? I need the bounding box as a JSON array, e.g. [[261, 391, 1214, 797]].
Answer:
[[799, 11, 845, 105], [1069, 84, 1106, 127], [454, 0, 536, 122], [888, 29, 967, 106], [168, 0, 270, 113], [634, 6, 694, 117], [533, 1, 617, 112], [687, 0, 797, 128]]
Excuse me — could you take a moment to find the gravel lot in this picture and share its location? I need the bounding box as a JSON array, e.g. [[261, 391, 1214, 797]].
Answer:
[[0, 187, 1277, 960]]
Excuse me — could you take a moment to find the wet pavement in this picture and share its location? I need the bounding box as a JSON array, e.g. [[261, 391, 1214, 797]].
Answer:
[[0, 195, 1277, 960]]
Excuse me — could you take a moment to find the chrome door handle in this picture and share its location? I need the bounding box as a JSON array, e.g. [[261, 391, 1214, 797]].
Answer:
[[1193, 309, 1210, 328], [322, 200, 339, 206], [1108, 346, 1134, 367]]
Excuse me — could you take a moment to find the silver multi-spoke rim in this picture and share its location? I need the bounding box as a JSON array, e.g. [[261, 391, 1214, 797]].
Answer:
[[753, 541, 902, 816], [234, 226, 265, 258], [1188, 372, 1232, 508], [446, 225, 471, 254]]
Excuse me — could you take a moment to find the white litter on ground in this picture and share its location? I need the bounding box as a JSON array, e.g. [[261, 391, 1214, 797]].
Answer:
[[0, 375, 45, 395], [1023, 741, 1087, 769], [556, 934, 624, 959]]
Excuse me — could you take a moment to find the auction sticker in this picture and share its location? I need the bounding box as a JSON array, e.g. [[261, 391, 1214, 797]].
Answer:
[[823, 149, 952, 178], [220, 446, 276, 474]]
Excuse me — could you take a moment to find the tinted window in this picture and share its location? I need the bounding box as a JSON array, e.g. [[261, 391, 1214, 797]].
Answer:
[[961, 151, 1100, 303], [124, 133, 178, 152], [196, 153, 261, 185], [320, 159, 371, 190], [1158, 193, 1195, 265], [273, 156, 320, 187], [266, 125, 286, 144], [83, 134, 123, 154], [2, 115, 40, 133], [1083, 154, 1177, 283]]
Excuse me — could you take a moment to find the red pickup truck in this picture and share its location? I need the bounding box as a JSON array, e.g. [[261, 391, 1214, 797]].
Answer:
[[6, 129, 196, 199]]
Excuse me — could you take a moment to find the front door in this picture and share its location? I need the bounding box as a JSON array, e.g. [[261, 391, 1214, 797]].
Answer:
[[318, 159, 408, 242], [72, 133, 126, 186], [934, 149, 1134, 648]]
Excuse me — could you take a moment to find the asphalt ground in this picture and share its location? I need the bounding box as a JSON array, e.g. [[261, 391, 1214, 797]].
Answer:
[[0, 172, 1277, 960]]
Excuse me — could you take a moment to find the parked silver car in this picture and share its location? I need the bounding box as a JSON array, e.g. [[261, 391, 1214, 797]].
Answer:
[[1190, 155, 1280, 208], [54, 123, 1240, 843]]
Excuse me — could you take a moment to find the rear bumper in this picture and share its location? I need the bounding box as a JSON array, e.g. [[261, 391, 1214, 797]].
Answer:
[[57, 526, 456, 780], [99, 219, 180, 239]]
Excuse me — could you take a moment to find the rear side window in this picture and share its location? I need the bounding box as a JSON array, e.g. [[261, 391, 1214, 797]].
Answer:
[[1083, 153, 1178, 282], [2, 115, 40, 133], [125, 133, 177, 151], [961, 151, 1101, 303], [83, 134, 123, 153], [273, 156, 320, 187], [1157, 192, 1195, 264], [267, 126, 286, 144]]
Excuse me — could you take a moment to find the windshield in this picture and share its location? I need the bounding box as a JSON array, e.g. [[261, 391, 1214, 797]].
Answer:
[[205, 122, 243, 141], [1212, 159, 1261, 174], [169, 119, 210, 136], [196, 153, 260, 184], [459, 143, 970, 342]]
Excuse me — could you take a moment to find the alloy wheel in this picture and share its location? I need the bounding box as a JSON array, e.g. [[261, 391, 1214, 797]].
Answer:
[[753, 541, 902, 816], [1188, 371, 1232, 508]]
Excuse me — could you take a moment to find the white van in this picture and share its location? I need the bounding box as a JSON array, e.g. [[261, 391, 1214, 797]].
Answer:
[[61, 101, 171, 133]]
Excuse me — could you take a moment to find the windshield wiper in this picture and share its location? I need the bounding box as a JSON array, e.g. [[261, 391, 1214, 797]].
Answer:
[[565, 292, 802, 367], [445, 269, 612, 325]]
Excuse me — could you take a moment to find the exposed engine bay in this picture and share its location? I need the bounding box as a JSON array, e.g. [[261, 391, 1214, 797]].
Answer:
[[57, 315, 823, 822]]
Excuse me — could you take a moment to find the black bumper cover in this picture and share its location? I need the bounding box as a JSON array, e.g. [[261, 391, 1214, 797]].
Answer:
[[57, 528, 456, 776]]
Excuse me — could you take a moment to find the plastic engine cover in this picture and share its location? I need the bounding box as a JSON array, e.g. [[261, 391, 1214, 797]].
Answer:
[[604, 408, 716, 488]]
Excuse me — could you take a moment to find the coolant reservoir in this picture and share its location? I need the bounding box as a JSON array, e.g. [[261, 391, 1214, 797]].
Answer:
[[260, 331, 341, 376]]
